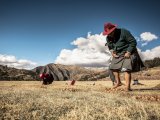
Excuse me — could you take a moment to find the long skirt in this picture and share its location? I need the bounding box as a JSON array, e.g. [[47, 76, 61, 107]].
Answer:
[[109, 52, 145, 72]]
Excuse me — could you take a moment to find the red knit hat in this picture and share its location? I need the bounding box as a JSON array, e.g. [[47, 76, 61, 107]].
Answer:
[[103, 23, 117, 35]]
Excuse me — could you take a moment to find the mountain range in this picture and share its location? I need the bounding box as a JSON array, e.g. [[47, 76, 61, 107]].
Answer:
[[0, 64, 109, 81], [1, 57, 160, 81]]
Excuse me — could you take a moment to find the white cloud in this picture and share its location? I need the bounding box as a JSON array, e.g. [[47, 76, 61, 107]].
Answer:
[[0, 55, 16, 63], [137, 32, 158, 47], [55, 32, 112, 67], [55, 32, 160, 68], [141, 42, 148, 47], [140, 32, 158, 42], [0, 54, 37, 69], [135, 36, 141, 42], [138, 46, 160, 61]]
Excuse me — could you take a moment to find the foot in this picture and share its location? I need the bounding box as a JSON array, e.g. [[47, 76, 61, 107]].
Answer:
[[126, 88, 132, 92], [119, 82, 125, 86], [112, 83, 122, 89]]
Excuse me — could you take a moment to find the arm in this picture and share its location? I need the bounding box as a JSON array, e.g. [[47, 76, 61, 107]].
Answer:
[[106, 37, 119, 58], [123, 29, 137, 58], [125, 29, 137, 53]]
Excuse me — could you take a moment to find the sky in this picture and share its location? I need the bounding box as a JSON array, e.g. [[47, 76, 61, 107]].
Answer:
[[0, 0, 160, 69]]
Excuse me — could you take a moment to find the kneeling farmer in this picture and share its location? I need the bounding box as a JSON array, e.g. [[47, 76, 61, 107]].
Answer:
[[103, 23, 144, 91], [40, 73, 54, 85]]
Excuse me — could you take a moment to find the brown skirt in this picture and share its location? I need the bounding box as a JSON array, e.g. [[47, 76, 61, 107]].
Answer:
[[109, 52, 145, 72]]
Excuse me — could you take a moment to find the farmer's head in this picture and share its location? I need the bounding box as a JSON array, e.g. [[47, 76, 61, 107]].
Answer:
[[39, 73, 45, 79], [103, 22, 117, 37]]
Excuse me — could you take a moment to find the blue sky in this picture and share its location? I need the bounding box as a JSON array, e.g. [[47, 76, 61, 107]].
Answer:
[[0, 0, 160, 69]]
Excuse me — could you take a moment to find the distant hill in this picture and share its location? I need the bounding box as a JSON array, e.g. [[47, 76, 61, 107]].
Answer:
[[32, 63, 109, 81], [144, 57, 160, 68], [132, 66, 160, 80], [0, 65, 39, 81]]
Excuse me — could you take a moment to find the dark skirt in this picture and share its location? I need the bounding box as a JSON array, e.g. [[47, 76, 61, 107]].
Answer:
[[109, 52, 145, 72]]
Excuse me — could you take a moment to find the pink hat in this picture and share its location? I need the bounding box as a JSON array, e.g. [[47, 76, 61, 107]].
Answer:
[[103, 23, 117, 35], [39, 73, 45, 79]]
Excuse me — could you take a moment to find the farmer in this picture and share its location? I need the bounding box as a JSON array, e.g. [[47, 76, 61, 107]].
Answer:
[[39, 73, 54, 85], [103, 22, 144, 91]]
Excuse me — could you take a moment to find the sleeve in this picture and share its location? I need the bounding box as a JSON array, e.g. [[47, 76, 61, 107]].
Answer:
[[124, 29, 137, 53], [106, 37, 115, 52]]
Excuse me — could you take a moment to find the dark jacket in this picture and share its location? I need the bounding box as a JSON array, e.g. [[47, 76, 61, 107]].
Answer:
[[107, 28, 137, 55]]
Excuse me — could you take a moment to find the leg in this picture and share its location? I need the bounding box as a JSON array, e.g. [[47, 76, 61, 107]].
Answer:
[[124, 71, 132, 91], [109, 69, 116, 86], [112, 70, 121, 88]]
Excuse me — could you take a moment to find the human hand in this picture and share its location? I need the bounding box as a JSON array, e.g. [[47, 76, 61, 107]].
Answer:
[[112, 52, 119, 58], [124, 51, 131, 58]]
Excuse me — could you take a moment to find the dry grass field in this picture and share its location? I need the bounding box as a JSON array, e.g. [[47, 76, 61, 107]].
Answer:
[[0, 80, 160, 120]]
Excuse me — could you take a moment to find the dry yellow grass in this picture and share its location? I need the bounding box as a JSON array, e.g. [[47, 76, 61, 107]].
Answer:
[[0, 80, 160, 120]]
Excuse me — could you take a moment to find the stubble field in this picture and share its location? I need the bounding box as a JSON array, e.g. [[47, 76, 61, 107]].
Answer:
[[0, 80, 160, 120]]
